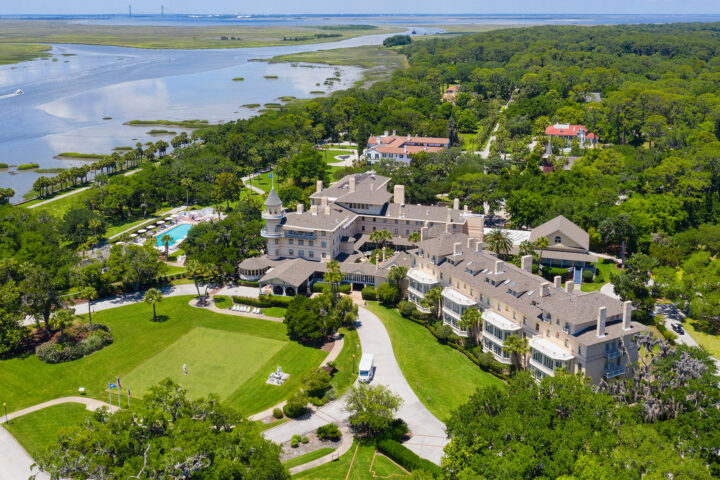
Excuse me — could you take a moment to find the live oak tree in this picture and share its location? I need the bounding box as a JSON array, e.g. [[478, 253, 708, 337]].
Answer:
[[36, 380, 289, 480], [213, 172, 243, 210], [345, 383, 402, 437]]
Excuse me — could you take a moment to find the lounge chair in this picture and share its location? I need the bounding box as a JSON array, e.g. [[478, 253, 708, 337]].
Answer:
[[255, 308, 261, 314]]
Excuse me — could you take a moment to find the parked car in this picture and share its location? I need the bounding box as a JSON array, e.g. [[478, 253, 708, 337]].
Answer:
[[358, 353, 375, 383], [672, 322, 685, 335]]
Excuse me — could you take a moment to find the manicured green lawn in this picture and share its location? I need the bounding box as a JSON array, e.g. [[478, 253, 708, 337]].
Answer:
[[293, 441, 407, 479], [0, 296, 326, 416], [578, 259, 620, 292], [330, 327, 360, 395], [165, 265, 186, 275], [249, 172, 273, 193], [283, 447, 336, 468], [366, 303, 503, 421], [320, 149, 353, 163], [214, 295, 231, 309], [371, 453, 407, 477], [683, 319, 720, 358], [4, 403, 90, 458], [123, 327, 285, 400], [262, 306, 287, 318], [30, 189, 88, 217]]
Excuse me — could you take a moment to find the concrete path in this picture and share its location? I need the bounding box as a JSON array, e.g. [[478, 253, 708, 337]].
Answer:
[[287, 426, 354, 475], [241, 172, 267, 195], [27, 186, 90, 209], [0, 397, 118, 480], [192, 298, 283, 323], [263, 306, 448, 465]]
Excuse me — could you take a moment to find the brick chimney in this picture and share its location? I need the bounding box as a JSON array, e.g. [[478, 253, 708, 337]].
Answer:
[[420, 226, 428, 241], [540, 282, 550, 297], [597, 306, 607, 337], [316, 180, 323, 193], [521, 255, 532, 273], [296, 203, 304, 214], [454, 242, 462, 255], [554, 276, 562, 289], [349, 176, 356, 192], [494, 260, 503, 274], [394, 185, 405, 205], [453, 198, 459, 210], [565, 281, 574, 294], [622, 300, 632, 330]]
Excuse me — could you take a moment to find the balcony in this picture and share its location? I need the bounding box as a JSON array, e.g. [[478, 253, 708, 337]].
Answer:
[[605, 349, 623, 360], [261, 228, 282, 238], [603, 365, 626, 379], [261, 211, 285, 220], [284, 231, 316, 239]]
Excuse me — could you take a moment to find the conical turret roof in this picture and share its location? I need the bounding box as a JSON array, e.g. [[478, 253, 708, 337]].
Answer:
[[264, 187, 282, 207]]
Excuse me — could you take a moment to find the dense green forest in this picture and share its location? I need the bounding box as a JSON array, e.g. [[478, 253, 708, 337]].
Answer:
[[1, 22, 720, 477]]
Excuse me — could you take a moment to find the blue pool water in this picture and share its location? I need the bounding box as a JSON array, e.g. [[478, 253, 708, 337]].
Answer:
[[156, 223, 193, 247]]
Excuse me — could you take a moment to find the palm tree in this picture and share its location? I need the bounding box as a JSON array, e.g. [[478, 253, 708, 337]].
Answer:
[[180, 177, 193, 206], [144, 288, 163, 322], [459, 307, 482, 342], [518, 240, 536, 258], [408, 231, 421, 243], [50, 308, 76, 338], [387, 265, 407, 286], [421, 286, 443, 320], [323, 260, 344, 299], [486, 228, 512, 258], [369, 229, 392, 250], [161, 234, 174, 258], [534, 236, 550, 265], [185, 259, 211, 298], [504, 334, 529, 370], [79, 286, 98, 330]]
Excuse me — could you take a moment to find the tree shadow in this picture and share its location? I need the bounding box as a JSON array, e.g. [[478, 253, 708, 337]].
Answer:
[[151, 315, 170, 323]]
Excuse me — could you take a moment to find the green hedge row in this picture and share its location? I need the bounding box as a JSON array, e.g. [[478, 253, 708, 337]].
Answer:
[[361, 286, 376, 301], [377, 439, 442, 475], [311, 282, 351, 294], [232, 294, 294, 308]]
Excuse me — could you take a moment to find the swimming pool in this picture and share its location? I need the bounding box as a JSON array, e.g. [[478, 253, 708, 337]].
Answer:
[[155, 223, 193, 247]]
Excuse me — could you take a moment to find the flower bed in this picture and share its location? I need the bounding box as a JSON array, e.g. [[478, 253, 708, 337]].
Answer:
[[36, 324, 113, 364]]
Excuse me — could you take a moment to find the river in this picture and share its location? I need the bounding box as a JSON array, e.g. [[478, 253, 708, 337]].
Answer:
[[0, 28, 439, 202]]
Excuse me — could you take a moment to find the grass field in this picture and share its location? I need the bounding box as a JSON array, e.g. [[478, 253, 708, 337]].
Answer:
[[294, 441, 407, 479], [577, 259, 620, 292], [331, 327, 360, 395], [283, 447, 336, 469], [262, 306, 287, 318], [0, 42, 50, 65], [0, 296, 327, 416], [3, 403, 90, 458], [28, 188, 89, 217], [683, 319, 720, 358], [0, 21, 400, 53], [366, 303, 503, 421], [123, 327, 285, 399]]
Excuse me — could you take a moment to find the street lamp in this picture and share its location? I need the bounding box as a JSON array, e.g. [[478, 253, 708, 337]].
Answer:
[[352, 354, 355, 373], [3, 402, 7, 424]]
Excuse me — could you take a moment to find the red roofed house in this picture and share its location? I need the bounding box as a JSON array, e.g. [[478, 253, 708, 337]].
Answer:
[[545, 123, 598, 146], [442, 85, 460, 103], [364, 131, 450, 165]]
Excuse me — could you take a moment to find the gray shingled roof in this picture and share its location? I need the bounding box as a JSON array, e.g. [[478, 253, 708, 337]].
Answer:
[[530, 215, 589, 250], [310, 173, 390, 201], [283, 206, 357, 232], [385, 204, 466, 224], [264, 188, 282, 207], [259, 258, 318, 287]]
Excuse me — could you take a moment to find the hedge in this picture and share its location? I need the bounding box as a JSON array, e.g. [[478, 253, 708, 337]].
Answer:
[[361, 286, 376, 301], [311, 282, 351, 294], [232, 294, 294, 308], [377, 439, 442, 475]]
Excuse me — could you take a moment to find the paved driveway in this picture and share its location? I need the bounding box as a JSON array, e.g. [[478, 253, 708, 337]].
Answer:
[[263, 306, 448, 465]]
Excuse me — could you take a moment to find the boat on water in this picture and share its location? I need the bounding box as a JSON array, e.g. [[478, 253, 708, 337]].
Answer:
[[14, 89, 23, 95]]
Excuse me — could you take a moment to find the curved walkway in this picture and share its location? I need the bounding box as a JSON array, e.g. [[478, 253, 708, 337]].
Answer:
[[262, 306, 448, 465], [0, 397, 118, 480]]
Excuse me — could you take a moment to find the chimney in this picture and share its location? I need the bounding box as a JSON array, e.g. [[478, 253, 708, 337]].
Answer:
[[467, 237, 475, 249], [554, 276, 562, 289], [384, 130, 389, 137], [540, 282, 550, 297], [407, 133, 411, 140], [521, 255, 532, 272], [494, 260, 503, 274], [475, 241, 483, 253], [420, 226, 428, 241], [597, 306, 607, 337], [310, 205, 318, 215], [565, 281, 574, 294], [316, 180, 323, 193], [453, 198, 459, 210], [392, 129, 396, 136], [445, 223, 451, 233], [454, 242, 462, 255], [622, 300, 632, 330], [296, 203, 304, 214], [464, 204, 469, 215], [324, 205, 331, 215], [394, 185, 405, 205], [349, 176, 356, 192], [321, 196, 328, 207], [382, 246, 387, 264]]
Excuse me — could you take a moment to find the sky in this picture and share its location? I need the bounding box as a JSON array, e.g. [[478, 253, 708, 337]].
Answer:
[[1, 0, 718, 15]]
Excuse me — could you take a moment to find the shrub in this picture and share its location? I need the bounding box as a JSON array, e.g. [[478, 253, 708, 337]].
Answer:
[[303, 369, 332, 397], [381, 418, 409, 441], [283, 391, 309, 418], [312, 282, 351, 294], [301, 436, 309, 444], [436, 324, 453, 342], [232, 294, 293, 308], [398, 300, 417, 318], [654, 315, 677, 344], [582, 269, 594, 283], [317, 423, 342, 441], [476, 351, 506, 375], [376, 282, 401, 306], [290, 435, 300, 448], [377, 439, 442, 475], [542, 266, 570, 280], [361, 286, 376, 301], [36, 324, 113, 364], [272, 408, 283, 419]]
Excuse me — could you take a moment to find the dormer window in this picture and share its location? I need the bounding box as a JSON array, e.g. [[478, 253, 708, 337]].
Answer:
[[554, 235, 562, 244]]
